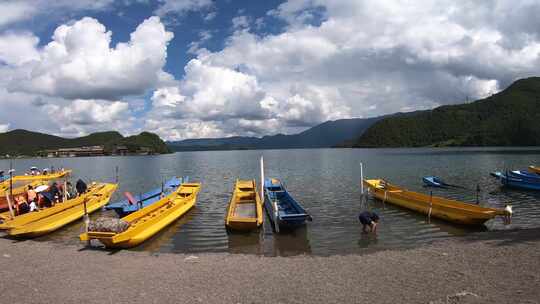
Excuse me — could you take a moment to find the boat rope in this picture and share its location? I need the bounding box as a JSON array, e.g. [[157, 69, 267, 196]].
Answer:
[[383, 191, 387, 209]]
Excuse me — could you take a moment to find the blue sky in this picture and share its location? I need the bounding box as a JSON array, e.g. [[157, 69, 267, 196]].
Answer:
[[11, 1, 289, 84], [1, 0, 539, 140]]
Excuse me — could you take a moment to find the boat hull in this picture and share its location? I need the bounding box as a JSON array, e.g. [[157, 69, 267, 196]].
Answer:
[[263, 198, 309, 230], [0, 170, 71, 188], [4, 183, 117, 238], [225, 180, 263, 231], [491, 171, 540, 191], [81, 183, 201, 249], [263, 178, 310, 231], [105, 177, 184, 217], [363, 179, 507, 226], [422, 176, 444, 187]]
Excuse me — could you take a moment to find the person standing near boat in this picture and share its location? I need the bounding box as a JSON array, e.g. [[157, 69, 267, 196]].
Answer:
[[359, 211, 379, 233], [76, 179, 87, 196]]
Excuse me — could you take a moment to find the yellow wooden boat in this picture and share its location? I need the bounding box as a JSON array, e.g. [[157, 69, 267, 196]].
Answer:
[[225, 179, 263, 231], [0, 170, 71, 211], [363, 179, 511, 225], [529, 166, 540, 174], [0, 183, 117, 237], [80, 182, 201, 248], [0, 180, 46, 211], [0, 170, 71, 188]]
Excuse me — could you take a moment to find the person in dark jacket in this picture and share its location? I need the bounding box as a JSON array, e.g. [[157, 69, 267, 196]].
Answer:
[[358, 211, 380, 233], [76, 179, 88, 196], [49, 182, 60, 203]]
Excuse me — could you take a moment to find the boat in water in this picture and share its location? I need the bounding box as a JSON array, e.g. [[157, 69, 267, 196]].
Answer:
[[490, 170, 540, 191], [105, 177, 186, 217], [0, 169, 71, 191], [363, 179, 511, 226], [263, 178, 311, 232], [225, 179, 263, 231], [0, 169, 72, 212], [0, 182, 117, 237], [529, 166, 540, 174], [80, 182, 201, 248], [0, 180, 50, 212], [422, 176, 448, 188]]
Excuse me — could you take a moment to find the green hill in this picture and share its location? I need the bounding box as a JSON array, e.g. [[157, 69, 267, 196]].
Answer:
[[349, 77, 540, 147], [118, 132, 171, 154], [0, 129, 171, 156]]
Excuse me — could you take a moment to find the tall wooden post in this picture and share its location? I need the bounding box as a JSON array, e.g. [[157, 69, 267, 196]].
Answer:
[[7, 165, 15, 219]]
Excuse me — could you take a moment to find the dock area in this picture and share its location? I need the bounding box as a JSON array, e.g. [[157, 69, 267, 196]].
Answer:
[[1, 228, 539, 304]]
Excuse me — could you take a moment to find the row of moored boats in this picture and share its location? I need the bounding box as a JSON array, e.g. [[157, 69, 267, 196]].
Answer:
[[1, 162, 533, 250]]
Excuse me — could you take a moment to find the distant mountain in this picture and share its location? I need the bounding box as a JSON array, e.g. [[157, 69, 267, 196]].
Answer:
[[168, 117, 384, 151], [347, 77, 540, 147], [0, 129, 171, 156]]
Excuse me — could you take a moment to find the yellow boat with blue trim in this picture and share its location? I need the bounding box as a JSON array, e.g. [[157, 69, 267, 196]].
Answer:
[[80, 182, 201, 248], [0, 182, 117, 237], [363, 179, 511, 226], [225, 179, 263, 231]]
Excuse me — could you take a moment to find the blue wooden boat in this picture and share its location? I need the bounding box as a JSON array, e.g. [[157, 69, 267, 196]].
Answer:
[[490, 171, 540, 191], [263, 178, 311, 231], [422, 176, 448, 188], [508, 170, 540, 181], [105, 177, 186, 217]]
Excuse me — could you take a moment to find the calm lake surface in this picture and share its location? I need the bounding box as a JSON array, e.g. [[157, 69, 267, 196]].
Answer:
[[1, 148, 539, 256]]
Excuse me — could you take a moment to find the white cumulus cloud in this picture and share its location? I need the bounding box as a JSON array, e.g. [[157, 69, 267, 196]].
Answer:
[[146, 0, 540, 140], [154, 0, 213, 16], [5, 16, 174, 101]]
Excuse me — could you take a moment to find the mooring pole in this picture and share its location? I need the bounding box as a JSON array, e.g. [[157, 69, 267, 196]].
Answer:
[[83, 197, 90, 246], [260, 156, 265, 203], [476, 184, 480, 204], [360, 162, 364, 195], [7, 163, 15, 219]]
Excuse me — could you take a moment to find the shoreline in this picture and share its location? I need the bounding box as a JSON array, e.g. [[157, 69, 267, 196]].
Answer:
[[1, 228, 539, 303]]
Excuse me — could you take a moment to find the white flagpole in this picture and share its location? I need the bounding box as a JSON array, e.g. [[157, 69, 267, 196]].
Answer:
[[360, 162, 364, 195], [260, 156, 264, 202]]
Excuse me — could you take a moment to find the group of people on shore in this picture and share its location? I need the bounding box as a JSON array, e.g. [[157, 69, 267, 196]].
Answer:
[[11, 179, 88, 216]]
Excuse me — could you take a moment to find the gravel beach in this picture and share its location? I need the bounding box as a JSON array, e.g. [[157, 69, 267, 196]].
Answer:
[[0, 229, 539, 304]]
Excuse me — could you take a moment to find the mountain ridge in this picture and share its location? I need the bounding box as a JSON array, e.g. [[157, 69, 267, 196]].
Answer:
[[348, 77, 540, 147], [167, 116, 385, 151]]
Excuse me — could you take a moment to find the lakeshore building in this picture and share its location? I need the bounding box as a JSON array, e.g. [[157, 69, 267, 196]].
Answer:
[[40, 146, 106, 158], [38, 145, 156, 158]]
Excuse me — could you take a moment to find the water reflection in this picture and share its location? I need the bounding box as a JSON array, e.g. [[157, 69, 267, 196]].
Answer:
[[263, 225, 311, 256], [227, 230, 263, 255], [135, 208, 197, 253]]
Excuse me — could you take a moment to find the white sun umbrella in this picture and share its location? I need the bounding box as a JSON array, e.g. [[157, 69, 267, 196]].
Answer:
[[35, 185, 49, 193]]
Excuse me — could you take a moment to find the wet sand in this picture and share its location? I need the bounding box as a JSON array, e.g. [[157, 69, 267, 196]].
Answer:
[[0, 228, 539, 304]]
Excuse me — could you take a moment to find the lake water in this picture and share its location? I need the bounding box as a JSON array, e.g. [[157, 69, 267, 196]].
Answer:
[[1, 148, 539, 256]]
